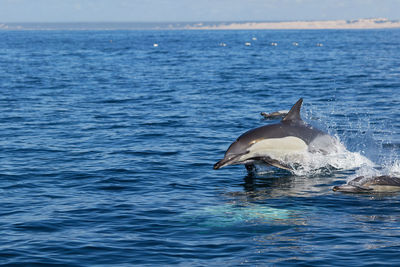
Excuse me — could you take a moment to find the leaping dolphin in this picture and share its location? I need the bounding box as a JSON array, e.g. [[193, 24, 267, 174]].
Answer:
[[214, 98, 339, 171]]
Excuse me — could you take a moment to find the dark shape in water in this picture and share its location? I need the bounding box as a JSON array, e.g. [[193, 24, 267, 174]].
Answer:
[[333, 175, 400, 193], [260, 110, 289, 119]]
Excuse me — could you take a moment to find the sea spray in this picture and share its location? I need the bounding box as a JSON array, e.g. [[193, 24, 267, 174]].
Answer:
[[251, 135, 374, 176]]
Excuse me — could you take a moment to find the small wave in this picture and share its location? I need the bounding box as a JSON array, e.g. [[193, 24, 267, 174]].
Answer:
[[97, 98, 135, 104], [14, 220, 61, 233]]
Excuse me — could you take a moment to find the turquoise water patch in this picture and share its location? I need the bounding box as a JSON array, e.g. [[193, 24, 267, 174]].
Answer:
[[185, 203, 292, 227]]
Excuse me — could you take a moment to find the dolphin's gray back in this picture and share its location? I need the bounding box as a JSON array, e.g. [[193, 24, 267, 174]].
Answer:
[[234, 97, 324, 149], [366, 176, 400, 186], [223, 121, 328, 158], [238, 121, 326, 146]]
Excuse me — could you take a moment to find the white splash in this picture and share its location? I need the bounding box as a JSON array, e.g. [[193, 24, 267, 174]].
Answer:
[[343, 159, 400, 186], [383, 160, 400, 176], [274, 136, 375, 176], [345, 165, 381, 184]]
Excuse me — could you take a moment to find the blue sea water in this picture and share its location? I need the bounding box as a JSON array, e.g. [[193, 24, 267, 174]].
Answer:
[[0, 29, 399, 266]]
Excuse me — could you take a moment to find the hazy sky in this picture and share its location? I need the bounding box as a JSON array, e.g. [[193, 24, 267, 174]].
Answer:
[[1, 0, 400, 23]]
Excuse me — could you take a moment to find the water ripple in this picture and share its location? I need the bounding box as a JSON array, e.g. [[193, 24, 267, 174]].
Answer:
[[0, 29, 399, 266]]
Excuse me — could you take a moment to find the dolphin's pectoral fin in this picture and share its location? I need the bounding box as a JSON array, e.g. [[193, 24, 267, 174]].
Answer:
[[363, 187, 373, 191], [333, 184, 373, 193], [353, 185, 373, 192], [259, 156, 293, 171], [348, 178, 373, 191]]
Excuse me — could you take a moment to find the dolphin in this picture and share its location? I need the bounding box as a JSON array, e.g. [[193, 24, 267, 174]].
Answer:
[[333, 175, 400, 193], [260, 110, 289, 120], [214, 98, 339, 171]]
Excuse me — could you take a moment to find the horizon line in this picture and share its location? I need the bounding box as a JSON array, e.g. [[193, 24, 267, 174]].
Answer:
[[2, 17, 399, 24], [1, 18, 400, 30]]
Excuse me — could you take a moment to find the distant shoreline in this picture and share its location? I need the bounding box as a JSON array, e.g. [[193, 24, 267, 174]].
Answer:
[[1, 18, 400, 31], [187, 18, 400, 30]]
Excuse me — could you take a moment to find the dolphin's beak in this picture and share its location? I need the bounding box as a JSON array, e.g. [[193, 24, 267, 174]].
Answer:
[[332, 184, 357, 192], [213, 153, 246, 170], [213, 158, 230, 170]]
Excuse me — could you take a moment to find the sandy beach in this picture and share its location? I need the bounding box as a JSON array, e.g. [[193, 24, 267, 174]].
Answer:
[[185, 18, 400, 30], [1, 18, 400, 31]]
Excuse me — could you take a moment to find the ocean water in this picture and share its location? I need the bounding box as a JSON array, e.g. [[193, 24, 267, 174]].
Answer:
[[0, 29, 399, 266]]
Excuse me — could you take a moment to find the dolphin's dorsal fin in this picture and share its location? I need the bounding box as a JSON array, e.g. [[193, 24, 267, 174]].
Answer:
[[282, 98, 303, 122]]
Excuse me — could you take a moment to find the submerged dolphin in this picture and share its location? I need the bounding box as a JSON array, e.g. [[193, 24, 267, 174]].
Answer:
[[333, 176, 400, 193], [214, 98, 338, 171], [260, 110, 289, 120]]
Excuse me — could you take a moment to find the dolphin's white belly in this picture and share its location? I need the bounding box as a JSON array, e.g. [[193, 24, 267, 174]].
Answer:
[[240, 136, 308, 161]]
